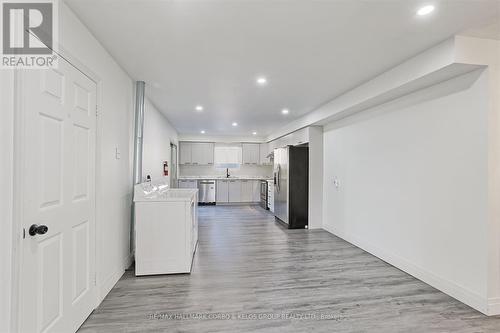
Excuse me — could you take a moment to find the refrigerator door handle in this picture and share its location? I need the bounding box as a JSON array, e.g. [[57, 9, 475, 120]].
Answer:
[[276, 164, 280, 192], [273, 165, 278, 188]]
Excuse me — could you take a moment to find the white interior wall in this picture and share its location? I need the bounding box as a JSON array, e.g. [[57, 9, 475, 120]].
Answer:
[[454, 36, 500, 313], [142, 98, 179, 182], [322, 69, 490, 313], [308, 126, 324, 229], [0, 70, 14, 332], [60, 2, 135, 302]]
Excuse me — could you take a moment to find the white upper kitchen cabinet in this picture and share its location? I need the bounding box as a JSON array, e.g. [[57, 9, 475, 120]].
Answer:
[[180, 142, 192, 165], [228, 180, 241, 202], [242, 143, 260, 164], [203, 143, 214, 165], [259, 143, 272, 165], [214, 144, 242, 165], [190, 143, 204, 165], [191, 142, 214, 165]]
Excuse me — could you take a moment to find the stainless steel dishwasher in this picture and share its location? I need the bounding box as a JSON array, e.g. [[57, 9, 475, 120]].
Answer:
[[198, 180, 216, 205]]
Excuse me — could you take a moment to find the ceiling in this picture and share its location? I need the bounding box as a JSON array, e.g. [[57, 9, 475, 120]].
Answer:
[[461, 21, 500, 40], [65, 0, 499, 137]]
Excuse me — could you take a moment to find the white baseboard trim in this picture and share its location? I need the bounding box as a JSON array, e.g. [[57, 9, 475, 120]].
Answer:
[[97, 252, 134, 305], [322, 224, 489, 315], [98, 268, 124, 304], [487, 298, 500, 316], [307, 225, 323, 230]]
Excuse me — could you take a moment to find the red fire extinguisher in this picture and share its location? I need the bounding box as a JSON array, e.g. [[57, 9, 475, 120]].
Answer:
[[163, 161, 168, 176]]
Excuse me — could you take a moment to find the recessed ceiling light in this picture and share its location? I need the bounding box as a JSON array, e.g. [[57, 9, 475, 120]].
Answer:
[[232, 122, 238, 127], [195, 105, 204, 111], [256, 77, 267, 85], [417, 5, 435, 16], [252, 131, 257, 135], [200, 130, 205, 134], [281, 109, 289, 115]]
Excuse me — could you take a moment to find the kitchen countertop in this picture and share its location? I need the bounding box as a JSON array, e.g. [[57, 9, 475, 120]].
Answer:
[[179, 176, 272, 181]]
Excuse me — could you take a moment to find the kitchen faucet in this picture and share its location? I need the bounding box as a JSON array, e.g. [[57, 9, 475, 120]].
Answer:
[[226, 168, 230, 178]]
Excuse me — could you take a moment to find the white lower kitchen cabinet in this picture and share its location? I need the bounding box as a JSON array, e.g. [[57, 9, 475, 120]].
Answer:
[[184, 178, 264, 205], [217, 180, 229, 203], [240, 180, 253, 202], [134, 187, 198, 275], [252, 180, 260, 202], [178, 179, 198, 188], [267, 180, 274, 212], [228, 180, 242, 202], [242, 180, 260, 202]]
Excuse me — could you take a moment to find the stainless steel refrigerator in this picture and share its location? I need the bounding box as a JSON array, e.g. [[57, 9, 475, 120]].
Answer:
[[273, 146, 309, 229]]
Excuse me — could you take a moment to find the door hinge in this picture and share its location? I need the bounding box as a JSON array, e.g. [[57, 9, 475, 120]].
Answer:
[[95, 105, 98, 117]]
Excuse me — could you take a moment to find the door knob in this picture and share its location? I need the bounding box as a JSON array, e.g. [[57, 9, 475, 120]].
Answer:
[[29, 224, 48, 236]]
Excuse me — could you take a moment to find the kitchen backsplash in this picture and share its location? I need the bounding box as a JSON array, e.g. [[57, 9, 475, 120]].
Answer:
[[179, 164, 273, 178]]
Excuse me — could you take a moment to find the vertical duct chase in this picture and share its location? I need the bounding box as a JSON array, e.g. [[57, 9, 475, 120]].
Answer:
[[131, 81, 145, 254], [133, 81, 145, 185]]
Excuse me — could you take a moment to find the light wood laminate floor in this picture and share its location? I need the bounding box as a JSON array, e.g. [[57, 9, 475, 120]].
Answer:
[[79, 205, 500, 332]]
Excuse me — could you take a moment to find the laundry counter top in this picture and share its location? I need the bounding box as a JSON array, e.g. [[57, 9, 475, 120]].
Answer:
[[134, 183, 198, 202]]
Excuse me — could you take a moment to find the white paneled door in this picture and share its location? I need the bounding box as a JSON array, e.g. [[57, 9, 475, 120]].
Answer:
[[19, 57, 97, 333]]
